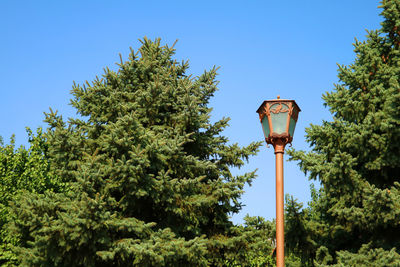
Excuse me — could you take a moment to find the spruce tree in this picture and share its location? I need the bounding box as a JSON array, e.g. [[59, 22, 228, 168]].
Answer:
[[9, 38, 262, 266], [287, 0, 400, 265], [0, 129, 62, 266], [225, 215, 275, 266]]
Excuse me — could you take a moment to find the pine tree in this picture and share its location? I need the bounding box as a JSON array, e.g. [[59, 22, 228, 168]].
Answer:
[[225, 215, 275, 266], [9, 38, 262, 266], [284, 195, 315, 267], [287, 1, 400, 265], [0, 128, 62, 266]]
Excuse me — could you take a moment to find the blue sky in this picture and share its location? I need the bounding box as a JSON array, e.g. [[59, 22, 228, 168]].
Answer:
[[1, 1, 382, 224]]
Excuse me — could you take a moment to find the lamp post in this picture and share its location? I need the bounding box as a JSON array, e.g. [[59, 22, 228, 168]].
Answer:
[[256, 96, 300, 267]]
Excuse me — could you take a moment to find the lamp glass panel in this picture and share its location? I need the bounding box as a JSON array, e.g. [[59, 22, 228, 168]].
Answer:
[[261, 116, 270, 138], [270, 103, 289, 134], [288, 107, 299, 137], [289, 117, 297, 137]]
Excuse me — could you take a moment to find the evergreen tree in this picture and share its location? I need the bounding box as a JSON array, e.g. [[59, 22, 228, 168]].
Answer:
[[225, 215, 275, 267], [287, 0, 400, 265], [284, 195, 315, 267], [0, 129, 62, 266], [9, 38, 262, 266]]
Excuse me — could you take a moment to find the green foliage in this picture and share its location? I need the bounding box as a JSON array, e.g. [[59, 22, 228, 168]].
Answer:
[[314, 246, 332, 266], [314, 243, 400, 267], [225, 215, 275, 267], [285, 195, 315, 266], [285, 253, 303, 267], [287, 0, 400, 265], [332, 243, 400, 267], [0, 128, 62, 266], [9, 38, 262, 266]]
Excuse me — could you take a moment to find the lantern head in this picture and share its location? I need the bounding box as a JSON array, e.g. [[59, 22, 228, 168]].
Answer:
[[256, 96, 300, 147]]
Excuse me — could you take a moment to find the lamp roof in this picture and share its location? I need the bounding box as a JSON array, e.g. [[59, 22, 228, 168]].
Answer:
[[256, 98, 301, 114]]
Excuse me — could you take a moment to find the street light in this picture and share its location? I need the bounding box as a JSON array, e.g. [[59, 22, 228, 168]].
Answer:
[[256, 96, 300, 267]]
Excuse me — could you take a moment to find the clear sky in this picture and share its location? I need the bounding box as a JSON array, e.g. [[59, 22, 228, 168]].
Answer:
[[1, 1, 382, 224]]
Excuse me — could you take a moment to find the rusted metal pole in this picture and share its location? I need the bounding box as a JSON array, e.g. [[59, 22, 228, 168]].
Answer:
[[274, 141, 285, 267]]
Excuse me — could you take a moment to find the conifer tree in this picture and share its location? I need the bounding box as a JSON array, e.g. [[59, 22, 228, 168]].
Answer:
[[287, 1, 400, 265], [9, 38, 262, 266], [0, 129, 62, 266], [284, 195, 314, 266], [225, 215, 275, 266]]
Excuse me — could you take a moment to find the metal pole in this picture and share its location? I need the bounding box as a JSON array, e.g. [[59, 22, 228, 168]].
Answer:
[[275, 142, 285, 267]]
